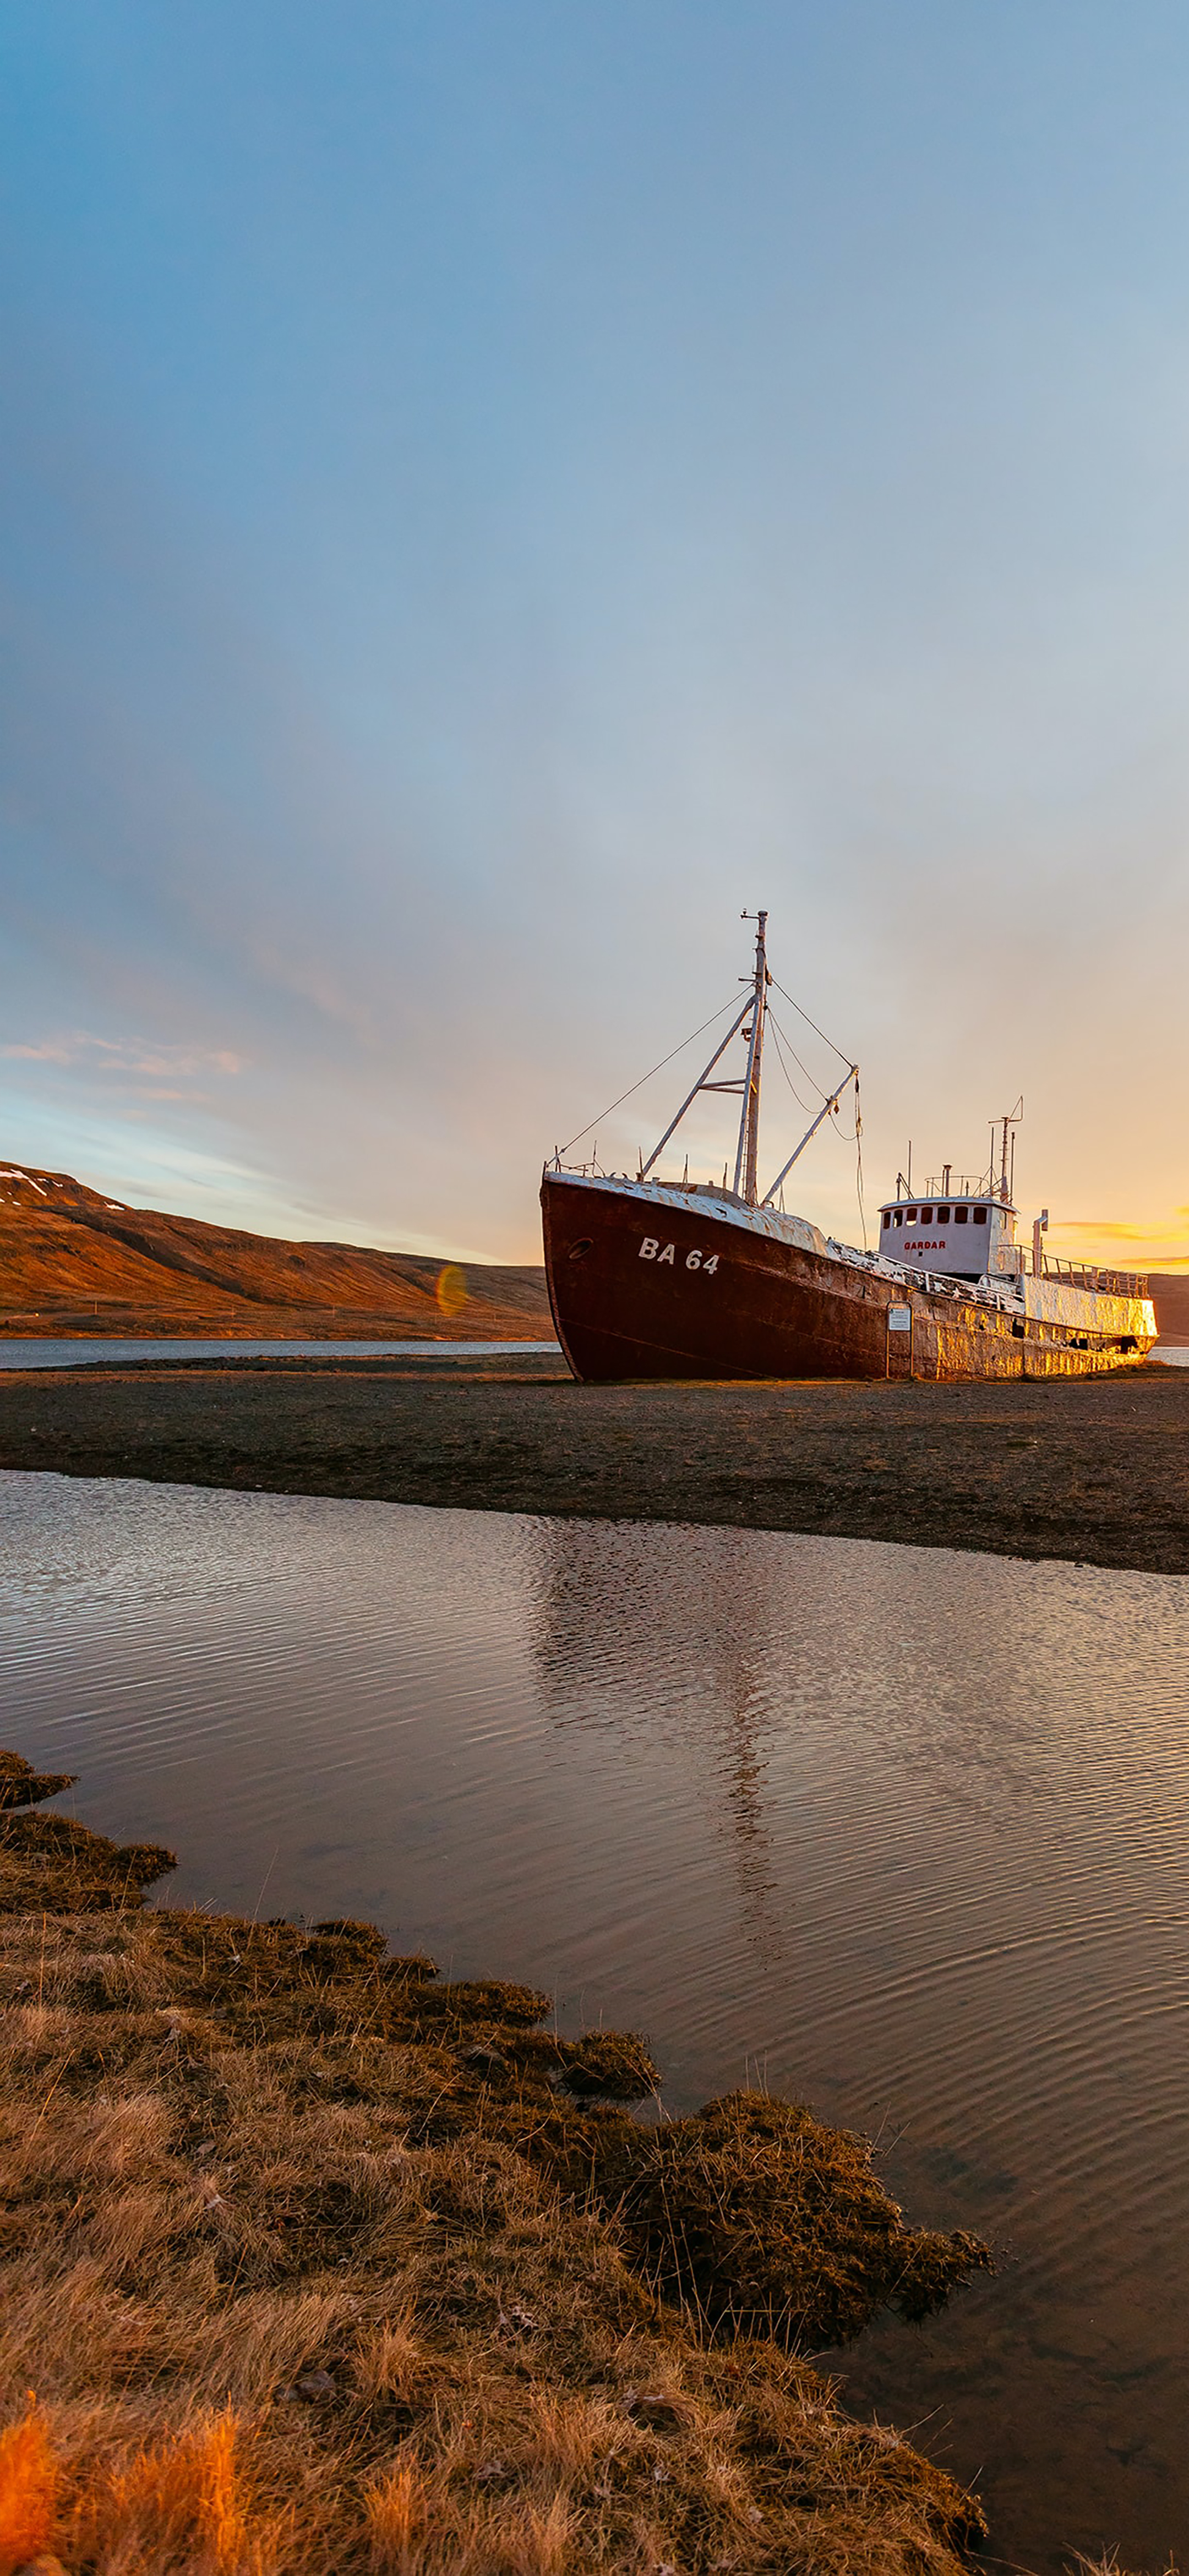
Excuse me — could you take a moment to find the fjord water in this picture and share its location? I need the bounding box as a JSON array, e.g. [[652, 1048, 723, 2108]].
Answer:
[[3, 1473, 1187, 2572], [0, 1337, 560, 1366]]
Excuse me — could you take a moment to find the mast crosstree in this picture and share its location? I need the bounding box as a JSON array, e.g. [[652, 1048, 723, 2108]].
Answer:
[[636, 910, 858, 1205]]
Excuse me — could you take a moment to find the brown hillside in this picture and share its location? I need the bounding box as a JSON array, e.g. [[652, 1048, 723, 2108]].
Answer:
[[0, 1163, 552, 1341], [1152, 1272, 1189, 1344]]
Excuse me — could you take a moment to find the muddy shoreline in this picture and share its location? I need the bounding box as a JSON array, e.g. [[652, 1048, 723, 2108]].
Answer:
[[2, 1352, 1187, 1573]]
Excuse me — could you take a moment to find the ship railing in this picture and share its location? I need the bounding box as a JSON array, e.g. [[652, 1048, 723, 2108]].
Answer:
[[1041, 1258, 1149, 1296]]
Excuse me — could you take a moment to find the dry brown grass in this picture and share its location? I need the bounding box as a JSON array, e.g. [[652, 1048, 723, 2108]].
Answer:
[[1067, 2556, 1182, 2576], [547, 2091, 991, 2345], [0, 1752, 993, 2573]]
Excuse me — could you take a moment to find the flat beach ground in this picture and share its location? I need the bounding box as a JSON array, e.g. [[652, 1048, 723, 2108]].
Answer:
[[2, 1350, 1187, 1574]]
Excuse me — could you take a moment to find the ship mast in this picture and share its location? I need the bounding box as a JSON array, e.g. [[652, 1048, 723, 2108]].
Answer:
[[733, 909, 768, 1204], [634, 908, 852, 1202]]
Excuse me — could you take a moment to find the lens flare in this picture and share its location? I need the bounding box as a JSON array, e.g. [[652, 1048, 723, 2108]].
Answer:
[[435, 1263, 468, 1319]]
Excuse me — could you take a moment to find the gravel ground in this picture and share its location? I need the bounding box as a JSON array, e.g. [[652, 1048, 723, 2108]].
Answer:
[[2, 1353, 1188, 1573]]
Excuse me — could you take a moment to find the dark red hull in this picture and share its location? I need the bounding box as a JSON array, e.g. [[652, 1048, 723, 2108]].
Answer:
[[541, 1174, 1153, 1382]]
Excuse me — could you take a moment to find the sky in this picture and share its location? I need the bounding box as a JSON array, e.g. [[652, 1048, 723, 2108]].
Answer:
[[2, 2, 1187, 1267]]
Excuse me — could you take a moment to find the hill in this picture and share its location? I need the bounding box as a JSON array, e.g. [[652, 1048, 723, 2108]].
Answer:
[[1152, 1270, 1189, 1344], [0, 1163, 552, 1341]]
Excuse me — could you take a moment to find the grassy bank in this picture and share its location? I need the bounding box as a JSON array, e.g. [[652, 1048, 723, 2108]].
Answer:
[[0, 1750, 1003, 2575]]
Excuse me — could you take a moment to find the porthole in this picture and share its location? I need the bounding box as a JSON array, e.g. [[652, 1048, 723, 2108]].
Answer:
[[568, 1237, 594, 1262]]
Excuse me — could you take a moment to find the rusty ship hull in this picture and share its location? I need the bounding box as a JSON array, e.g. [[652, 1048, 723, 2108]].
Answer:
[[541, 1171, 1157, 1383]]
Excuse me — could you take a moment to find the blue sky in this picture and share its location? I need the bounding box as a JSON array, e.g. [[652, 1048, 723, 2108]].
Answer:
[[2, 2, 1187, 1261]]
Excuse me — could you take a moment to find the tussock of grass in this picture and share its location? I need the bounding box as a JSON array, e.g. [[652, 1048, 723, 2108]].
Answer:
[[0, 1754, 78, 1812], [0, 1751, 175, 1917], [580, 2091, 992, 2343], [555, 2033, 661, 2103], [0, 1750, 994, 2572]]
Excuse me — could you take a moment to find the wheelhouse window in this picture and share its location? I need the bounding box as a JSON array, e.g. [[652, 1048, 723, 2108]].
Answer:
[[955, 1206, 969, 1224], [919, 1206, 932, 1224], [973, 1207, 988, 1224], [892, 1209, 903, 1226], [936, 1206, 950, 1224], [906, 1208, 917, 1222]]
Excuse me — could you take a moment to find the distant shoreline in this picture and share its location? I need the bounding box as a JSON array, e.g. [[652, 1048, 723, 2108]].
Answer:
[[0, 1329, 553, 1350], [0, 1331, 560, 1362]]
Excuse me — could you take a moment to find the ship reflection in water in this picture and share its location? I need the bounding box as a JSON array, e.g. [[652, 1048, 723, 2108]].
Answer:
[[3, 1470, 1188, 2575]]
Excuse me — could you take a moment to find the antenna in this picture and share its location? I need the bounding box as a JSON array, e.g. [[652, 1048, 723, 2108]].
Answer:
[[995, 1098, 1024, 1204]]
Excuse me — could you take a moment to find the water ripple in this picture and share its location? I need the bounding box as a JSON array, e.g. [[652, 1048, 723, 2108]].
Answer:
[[2, 1470, 1188, 2570]]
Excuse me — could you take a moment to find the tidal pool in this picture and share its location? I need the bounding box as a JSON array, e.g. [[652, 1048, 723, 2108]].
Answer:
[[3, 1468, 1187, 2571]]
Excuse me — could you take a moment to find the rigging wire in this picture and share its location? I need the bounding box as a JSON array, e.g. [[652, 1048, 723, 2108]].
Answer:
[[820, 1074, 868, 1246], [765, 1006, 831, 1109], [854, 1073, 867, 1249], [557, 992, 741, 1156], [769, 977, 854, 1072], [764, 1013, 816, 1115]]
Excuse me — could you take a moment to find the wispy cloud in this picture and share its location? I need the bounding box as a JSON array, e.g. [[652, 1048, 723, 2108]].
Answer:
[[1060, 1220, 1155, 1242], [1051, 1213, 1189, 1269], [1, 1034, 246, 1078], [1060, 1215, 1189, 1243]]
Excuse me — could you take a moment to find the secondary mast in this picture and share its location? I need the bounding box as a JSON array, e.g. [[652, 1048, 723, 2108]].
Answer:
[[733, 908, 768, 1204], [992, 1098, 1023, 1204]]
